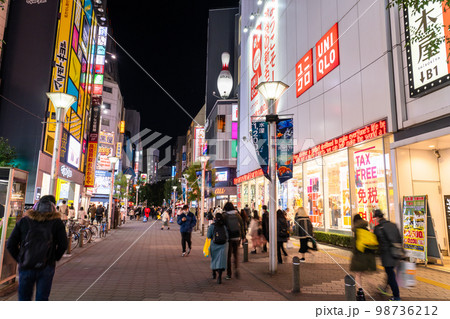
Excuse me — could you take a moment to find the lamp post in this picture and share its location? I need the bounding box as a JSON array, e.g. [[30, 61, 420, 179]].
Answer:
[[199, 155, 209, 236], [255, 81, 289, 274], [108, 156, 119, 230], [136, 185, 140, 207], [172, 185, 177, 216], [46, 92, 77, 196], [124, 174, 132, 217], [183, 174, 189, 204]]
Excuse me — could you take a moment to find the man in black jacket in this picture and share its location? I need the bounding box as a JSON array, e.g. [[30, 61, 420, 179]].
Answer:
[[223, 202, 245, 280], [373, 209, 402, 301], [261, 205, 269, 252], [7, 195, 67, 301]]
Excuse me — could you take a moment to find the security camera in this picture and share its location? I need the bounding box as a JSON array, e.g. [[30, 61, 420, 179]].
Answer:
[[434, 149, 441, 158]]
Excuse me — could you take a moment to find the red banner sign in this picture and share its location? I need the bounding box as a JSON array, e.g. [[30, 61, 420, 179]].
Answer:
[[233, 168, 264, 185], [84, 142, 97, 187], [316, 23, 339, 82], [294, 120, 387, 164], [296, 49, 314, 97]]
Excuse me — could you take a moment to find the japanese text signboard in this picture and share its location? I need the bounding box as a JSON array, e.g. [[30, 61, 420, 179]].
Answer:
[[404, 2, 450, 97], [276, 119, 293, 183], [249, 0, 278, 118], [296, 49, 313, 97], [251, 121, 270, 180], [402, 196, 427, 260], [315, 23, 339, 82]]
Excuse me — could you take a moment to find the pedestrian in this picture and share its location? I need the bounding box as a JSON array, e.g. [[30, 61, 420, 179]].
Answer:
[[120, 206, 126, 225], [261, 205, 269, 252], [177, 204, 197, 256], [249, 210, 264, 254], [206, 212, 228, 284], [68, 203, 75, 220], [161, 209, 170, 230], [6, 195, 67, 301], [239, 209, 249, 236], [373, 209, 403, 301], [207, 208, 214, 225], [294, 207, 314, 262], [350, 214, 377, 300], [276, 209, 289, 264], [95, 205, 104, 225], [78, 207, 86, 222], [135, 206, 141, 221], [89, 204, 96, 224], [58, 200, 69, 225], [222, 202, 245, 279], [144, 206, 150, 220], [129, 207, 135, 220]]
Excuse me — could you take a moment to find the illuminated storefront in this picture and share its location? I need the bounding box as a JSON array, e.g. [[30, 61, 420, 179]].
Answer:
[[236, 120, 394, 233]]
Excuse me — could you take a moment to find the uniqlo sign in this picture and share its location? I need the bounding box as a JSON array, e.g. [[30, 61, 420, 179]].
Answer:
[[316, 23, 339, 81], [296, 49, 313, 97]]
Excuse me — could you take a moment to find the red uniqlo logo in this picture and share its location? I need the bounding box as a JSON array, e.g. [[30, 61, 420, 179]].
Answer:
[[316, 23, 339, 82], [296, 49, 313, 97]]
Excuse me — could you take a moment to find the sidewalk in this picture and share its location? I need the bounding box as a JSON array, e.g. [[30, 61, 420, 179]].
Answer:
[[1, 219, 449, 301]]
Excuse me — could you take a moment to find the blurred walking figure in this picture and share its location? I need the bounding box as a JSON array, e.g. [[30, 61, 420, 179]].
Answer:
[[276, 210, 289, 264], [207, 208, 214, 226], [261, 205, 269, 253], [248, 210, 264, 254], [207, 213, 228, 284], [95, 205, 104, 225], [350, 214, 377, 301], [223, 202, 245, 280], [88, 204, 96, 224], [374, 209, 403, 301], [177, 205, 197, 256], [6, 195, 67, 301], [294, 207, 314, 262], [161, 209, 170, 230]]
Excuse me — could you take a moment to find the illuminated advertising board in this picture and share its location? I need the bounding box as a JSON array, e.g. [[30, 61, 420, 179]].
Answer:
[[193, 126, 205, 163], [44, 0, 98, 178], [94, 170, 112, 195], [85, 142, 97, 187], [249, 0, 279, 118], [67, 135, 81, 169], [99, 131, 114, 144], [93, 26, 108, 96], [216, 171, 228, 182], [315, 23, 340, 82], [232, 103, 238, 121], [296, 49, 314, 97], [404, 2, 450, 97], [96, 144, 114, 170]]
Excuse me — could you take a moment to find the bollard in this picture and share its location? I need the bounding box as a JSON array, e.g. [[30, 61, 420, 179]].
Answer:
[[243, 241, 249, 262], [345, 275, 356, 301], [79, 229, 84, 248], [201, 224, 205, 236], [292, 256, 301, 293], [66, 233, 72, 255]]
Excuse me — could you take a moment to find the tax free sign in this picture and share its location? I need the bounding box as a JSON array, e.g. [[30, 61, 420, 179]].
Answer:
[[404, 2, 450, 97]]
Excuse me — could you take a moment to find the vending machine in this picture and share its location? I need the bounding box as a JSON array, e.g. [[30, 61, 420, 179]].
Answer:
[[0, 167, 28, 285]]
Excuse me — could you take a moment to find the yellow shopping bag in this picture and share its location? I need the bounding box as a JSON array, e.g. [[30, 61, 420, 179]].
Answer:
[[203, 238, 211, 257]]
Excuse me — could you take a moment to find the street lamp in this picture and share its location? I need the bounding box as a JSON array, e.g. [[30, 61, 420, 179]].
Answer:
[[108, 156, 119, 230], [46, 92, 77, 196], [199, 155, 210, 236], [183, 174, 189, 204], [172, 185, 177, 217], [124, 174, 132, 221], [255, 80, 289, 274]]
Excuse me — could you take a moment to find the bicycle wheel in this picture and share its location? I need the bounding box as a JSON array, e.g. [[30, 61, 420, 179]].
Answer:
[[89, 225, 98, 238], [83, 228, 92, 243], [71, 233, 79, 249]]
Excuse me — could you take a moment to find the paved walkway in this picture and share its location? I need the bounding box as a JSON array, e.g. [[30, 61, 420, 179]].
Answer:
[[2, 219, 450, 301]]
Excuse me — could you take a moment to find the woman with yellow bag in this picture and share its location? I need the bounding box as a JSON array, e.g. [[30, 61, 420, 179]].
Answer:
[[206, 213, 228, 284], [350, 214, 378, 301]]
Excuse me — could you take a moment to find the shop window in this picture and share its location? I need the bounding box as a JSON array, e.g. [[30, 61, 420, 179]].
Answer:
[[102, 103, 111, 110], [287, 165, 303, 217], [103, 86, 112, 93], [255, 176, 265, 212], [250, 180, 256, 210], [304, 159, 324, 228], [323, 150, 351, 230], [349, 138, 388, 228], [242, 182, 249, 208], [217, 115, 226, 132]]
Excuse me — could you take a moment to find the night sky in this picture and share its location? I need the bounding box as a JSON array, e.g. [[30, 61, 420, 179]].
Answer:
[[107, 0, 239, 140]]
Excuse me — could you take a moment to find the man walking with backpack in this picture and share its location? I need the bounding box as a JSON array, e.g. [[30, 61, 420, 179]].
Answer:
[[177, 205, 197, 256], [222, 202, 245, 280], [373, 209, 403, 301], [6, 195, 67, 301]]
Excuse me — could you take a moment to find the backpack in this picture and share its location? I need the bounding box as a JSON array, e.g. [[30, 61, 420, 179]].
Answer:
[[19, 218, 53, 269], [213, 224, 227, 245], [225, 213, 241, 239], [356, 228, 379, 253]]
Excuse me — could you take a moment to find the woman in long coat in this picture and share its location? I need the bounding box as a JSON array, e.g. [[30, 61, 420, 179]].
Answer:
[[294, 207, 314, 261], [206, 213, 228, 284]]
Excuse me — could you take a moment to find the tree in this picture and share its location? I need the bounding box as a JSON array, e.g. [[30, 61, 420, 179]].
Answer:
[[183, 162, 216, 203], [0, 137, 17, 167], [114, 172, 129, 202], [388, 1, 450, 60]]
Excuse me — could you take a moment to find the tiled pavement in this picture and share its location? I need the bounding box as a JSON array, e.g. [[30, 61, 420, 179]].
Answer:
[[2, 219, 450, 301]]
